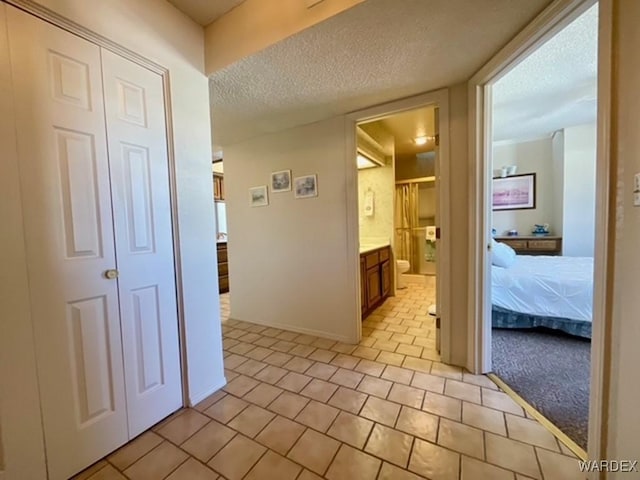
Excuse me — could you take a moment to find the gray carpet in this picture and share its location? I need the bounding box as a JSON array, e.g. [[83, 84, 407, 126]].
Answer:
[[492, 328, 590, 449]]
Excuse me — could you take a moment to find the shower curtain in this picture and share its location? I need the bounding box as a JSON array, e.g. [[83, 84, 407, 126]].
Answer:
[[395, 183, 419, 273]]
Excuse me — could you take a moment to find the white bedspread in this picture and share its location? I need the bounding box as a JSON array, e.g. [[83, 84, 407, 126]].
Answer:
[[492, 255, 594, 322]]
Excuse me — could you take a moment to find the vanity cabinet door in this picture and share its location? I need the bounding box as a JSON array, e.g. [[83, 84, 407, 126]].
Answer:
[[367, 266, 381, 308], [381, 260, 391, 297]]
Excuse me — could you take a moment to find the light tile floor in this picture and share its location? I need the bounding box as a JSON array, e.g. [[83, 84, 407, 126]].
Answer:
[[75, 282, 586, 480]]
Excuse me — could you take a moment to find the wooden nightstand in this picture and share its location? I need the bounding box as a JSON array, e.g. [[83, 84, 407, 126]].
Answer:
[[495, 236, 562, 255]]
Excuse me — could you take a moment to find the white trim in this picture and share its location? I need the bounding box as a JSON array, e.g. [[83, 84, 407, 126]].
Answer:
[[345, 89, 452, 363], [587, 0, 612, 470], [344, 115, 362, 344], [467, 0, 607, 466]]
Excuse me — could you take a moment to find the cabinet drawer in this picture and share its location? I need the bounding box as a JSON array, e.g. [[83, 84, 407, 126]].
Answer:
[[365, 252, 379, 269], [379, 247, 390, 262], [219, 275, 229, 292], [502, 239, 527, 250], [527, 239, 557, 250], [217, 248, 228, 262]]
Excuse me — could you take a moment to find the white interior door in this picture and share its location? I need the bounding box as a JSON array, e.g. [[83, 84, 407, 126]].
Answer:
[[6, 7, 128, 479], [101, 49, 182, 437]]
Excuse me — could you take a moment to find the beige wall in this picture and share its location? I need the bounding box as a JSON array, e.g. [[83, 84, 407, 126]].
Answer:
[[224, 85, 470, 366], [551, 130, 565, 236], [0, 1, 223, 476], [491, 138, 555, 236], [418, 183, 436, 221], [224, 116, 359, 342], [395, 151, 435, 180], [358, 165, 395, 242], [605, 0, 640, 463], [562, 123, 596, 257], [0, 5, 46, 477]]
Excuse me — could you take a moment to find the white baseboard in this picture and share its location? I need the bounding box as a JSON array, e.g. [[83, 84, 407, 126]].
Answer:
[[228, 316, 355, 344]]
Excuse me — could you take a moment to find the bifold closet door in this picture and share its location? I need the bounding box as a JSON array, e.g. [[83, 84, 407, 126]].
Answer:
[[6, 5, 183, 478], [6, 7, 128, 480], [101, 49, 182, 437]]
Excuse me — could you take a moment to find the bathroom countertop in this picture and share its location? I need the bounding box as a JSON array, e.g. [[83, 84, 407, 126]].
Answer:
[[359, 243, 390, 254]]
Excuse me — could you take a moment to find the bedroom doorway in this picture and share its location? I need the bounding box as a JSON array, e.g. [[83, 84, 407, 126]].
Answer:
[[484, 2, 599, 457]]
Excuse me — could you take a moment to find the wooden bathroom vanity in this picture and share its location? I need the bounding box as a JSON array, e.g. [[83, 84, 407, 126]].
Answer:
[[360, 245, 391, 319]]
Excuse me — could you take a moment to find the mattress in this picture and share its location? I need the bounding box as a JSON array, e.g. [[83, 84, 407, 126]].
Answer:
[[492, 255, 594, 322]]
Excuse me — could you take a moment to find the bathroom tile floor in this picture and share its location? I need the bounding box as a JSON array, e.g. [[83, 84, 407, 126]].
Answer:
[[75, 282, 585, 480]]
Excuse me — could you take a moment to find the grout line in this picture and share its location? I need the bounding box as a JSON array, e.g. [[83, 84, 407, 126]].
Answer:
[[160, 456, 190, 480]]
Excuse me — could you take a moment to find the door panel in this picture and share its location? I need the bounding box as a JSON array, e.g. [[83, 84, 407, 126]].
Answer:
[[6, 7, 127, 479], [381, 260, 391, 297], [57, 129, 104, 258], [101, 49, 182, 437], [367, 266, 381, 307]]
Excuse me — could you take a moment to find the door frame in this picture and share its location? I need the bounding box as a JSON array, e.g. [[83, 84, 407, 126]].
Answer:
[[345, 88, 452, 363], [467, 0, 610, 468], [4, 0, 190, 405]]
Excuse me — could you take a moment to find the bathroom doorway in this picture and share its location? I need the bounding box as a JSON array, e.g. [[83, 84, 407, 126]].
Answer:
[[347, 89, 451, 362], [356, 105, 438, 286]]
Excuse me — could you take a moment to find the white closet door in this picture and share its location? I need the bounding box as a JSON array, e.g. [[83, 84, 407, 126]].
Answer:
[[101, 49, 183, 436], [6, 7, 127, 480]]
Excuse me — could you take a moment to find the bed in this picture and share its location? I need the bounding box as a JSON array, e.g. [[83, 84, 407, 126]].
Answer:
[[492, 255, 594, 338]]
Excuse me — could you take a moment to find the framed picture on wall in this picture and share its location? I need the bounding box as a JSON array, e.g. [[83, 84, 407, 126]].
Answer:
[[271, 170, 291, 192], [294, 174, 318, 199], [492, 173, 536, 210], [249, 185, 269, 207]]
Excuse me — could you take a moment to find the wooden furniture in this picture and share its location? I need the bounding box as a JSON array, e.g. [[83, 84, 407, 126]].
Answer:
[[217, 242, 229, 293], [495, 236, 562, 255], [213, 172, 224, 200], [360, 245, 391, 319]]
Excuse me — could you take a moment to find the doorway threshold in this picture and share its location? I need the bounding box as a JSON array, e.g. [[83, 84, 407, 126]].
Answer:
[[487, 373, 587, 461]]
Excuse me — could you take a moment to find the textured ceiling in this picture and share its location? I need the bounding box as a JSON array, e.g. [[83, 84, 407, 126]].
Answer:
[[209, 0, 552, 147], [166, 0, 245, 26], [492, 4, 598, 142], [376, 106, 436, 156]]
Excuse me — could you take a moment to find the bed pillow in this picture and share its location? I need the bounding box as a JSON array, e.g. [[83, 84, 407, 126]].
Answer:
[[492, 239, 516, 268]]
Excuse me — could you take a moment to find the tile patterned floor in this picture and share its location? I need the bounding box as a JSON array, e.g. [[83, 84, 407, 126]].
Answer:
[[75, 282, 585, 480]]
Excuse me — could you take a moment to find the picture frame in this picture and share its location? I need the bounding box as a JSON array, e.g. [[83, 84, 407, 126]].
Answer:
[[249, 185, 269, 207], [492, 173, 536, 210], [294, 174, 318, 199], [271, 169, 292, 192]]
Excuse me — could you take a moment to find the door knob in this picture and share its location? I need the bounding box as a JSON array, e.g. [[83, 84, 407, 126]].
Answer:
[[104, 269, 119, 280]]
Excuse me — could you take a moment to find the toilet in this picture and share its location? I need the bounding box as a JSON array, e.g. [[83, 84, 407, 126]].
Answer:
[[396, 259, 411, 289]]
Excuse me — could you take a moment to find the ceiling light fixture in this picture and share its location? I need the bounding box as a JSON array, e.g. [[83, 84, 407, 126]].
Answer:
[[414, 136, 429, 145]]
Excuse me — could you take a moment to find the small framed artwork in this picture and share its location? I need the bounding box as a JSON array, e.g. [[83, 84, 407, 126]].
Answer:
[[271, 169, 291, 192], [249, 185, 269, 207], [294, 174, 318, 199], [492, 173, 536, 211]]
